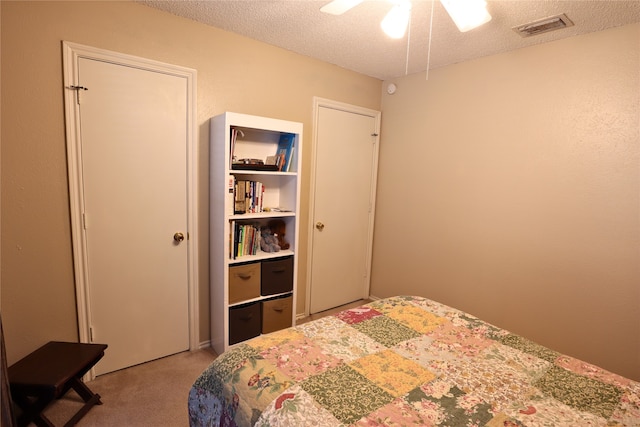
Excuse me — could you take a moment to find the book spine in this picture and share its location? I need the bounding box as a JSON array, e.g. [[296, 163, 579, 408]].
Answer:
[[227, 175, 235, 216], [234, 180, 246, 214], [245, 181, 250, 214]]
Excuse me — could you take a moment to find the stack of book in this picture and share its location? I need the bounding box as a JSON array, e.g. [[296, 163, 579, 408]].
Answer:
[[234, 179, 264, 214], [230, 222, 260, 259]]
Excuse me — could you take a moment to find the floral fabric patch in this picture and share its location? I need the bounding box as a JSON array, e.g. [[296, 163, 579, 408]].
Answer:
[[434, 355, 538, 413], [495, 333, 559, 363], [259, 337, 342, 381], [384, 304, 447, 335], [351, 315, 421, 347], [335, 305, 382, 324], [555, 355, 634, 389], [300, 364, 394, 425], [427, 321, 493, 358], [350, 349, 436, 397], [504, 395, 608, 426], [255, 385, 341, 426], [408, 382, 494, 426], [228, 357, 294, 424], [188, 387, 224, 427], [248, 328, 305, 352], [394, 335, 462, 367], [298, 316, 386, 363], [535, 365, 624, 419]]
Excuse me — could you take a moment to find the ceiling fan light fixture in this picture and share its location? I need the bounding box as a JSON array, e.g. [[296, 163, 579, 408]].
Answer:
[[440, 0, 492, 32], [320, 0, 363, 15], [381, 1, 412, 39]]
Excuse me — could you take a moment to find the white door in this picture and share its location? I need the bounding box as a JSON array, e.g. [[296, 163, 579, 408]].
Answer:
[[308, 100, 380, 314], [65, 47, 194, 375]]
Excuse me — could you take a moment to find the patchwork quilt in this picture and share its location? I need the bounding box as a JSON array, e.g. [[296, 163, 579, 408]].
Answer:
[[188, 295, 640, 426]]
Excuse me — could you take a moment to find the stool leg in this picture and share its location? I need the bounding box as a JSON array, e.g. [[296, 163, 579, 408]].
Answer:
[[62, 393, 101, 427], [68, 377, 101, 404], [12, 393, 55, 427], [32, 414, 56, 427], [58, 377, 103, 426]]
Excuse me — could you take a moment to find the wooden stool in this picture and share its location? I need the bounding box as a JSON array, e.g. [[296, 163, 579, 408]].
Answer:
[[8, 341, 108, 427]]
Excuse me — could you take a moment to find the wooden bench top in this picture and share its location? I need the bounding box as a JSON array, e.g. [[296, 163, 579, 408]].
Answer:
[[9, 341, 108, 396]]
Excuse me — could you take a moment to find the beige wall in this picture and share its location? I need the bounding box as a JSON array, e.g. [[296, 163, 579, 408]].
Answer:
[[2, 0, 638, 384], [0, 0, 381, 364], [373, 23, 639, 380]]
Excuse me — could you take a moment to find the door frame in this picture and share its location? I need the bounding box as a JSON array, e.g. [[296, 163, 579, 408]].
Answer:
[[62, 41, 199, 367], [305, 97, 381, 316]]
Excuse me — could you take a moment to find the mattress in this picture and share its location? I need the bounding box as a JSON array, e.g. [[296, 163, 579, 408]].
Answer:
[[188, 295, 640, 426]]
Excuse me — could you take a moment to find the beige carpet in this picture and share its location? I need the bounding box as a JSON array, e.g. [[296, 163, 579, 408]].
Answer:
[[38, 300, 368, 426], [41, 348, 217, 426]]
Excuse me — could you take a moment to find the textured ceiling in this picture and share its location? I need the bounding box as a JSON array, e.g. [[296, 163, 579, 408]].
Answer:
[[138, 0, 640, 80]]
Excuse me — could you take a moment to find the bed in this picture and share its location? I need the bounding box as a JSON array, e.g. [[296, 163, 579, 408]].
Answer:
[[188, 295, 640, 426]]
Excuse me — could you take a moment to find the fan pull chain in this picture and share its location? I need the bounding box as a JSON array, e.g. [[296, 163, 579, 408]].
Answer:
[[405, 9, 412, 75], [426, 0, 435, 80]]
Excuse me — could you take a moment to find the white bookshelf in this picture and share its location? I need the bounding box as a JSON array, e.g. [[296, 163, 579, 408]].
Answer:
[[210, 112, 302, 353]]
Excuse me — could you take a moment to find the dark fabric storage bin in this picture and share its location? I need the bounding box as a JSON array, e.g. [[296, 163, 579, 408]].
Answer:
[[261, 256, 294, 295], [228, 302, 261, 345], [262, 294, 293, 334]]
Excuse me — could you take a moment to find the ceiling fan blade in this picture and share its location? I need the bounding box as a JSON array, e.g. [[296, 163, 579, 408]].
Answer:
[[320, 0, 364, 15], [381, 0, 411, 38]]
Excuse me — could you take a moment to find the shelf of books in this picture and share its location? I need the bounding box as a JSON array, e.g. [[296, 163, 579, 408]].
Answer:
[[210, 112, 302, 353]]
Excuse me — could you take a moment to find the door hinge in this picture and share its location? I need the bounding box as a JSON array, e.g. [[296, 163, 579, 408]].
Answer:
[[89, 326, 94, 342], [82, 212, 88, 230], [70, 85, 88, 104]]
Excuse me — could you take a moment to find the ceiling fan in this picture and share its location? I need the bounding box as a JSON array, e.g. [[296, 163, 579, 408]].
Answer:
[[320, 0, 492, 37]]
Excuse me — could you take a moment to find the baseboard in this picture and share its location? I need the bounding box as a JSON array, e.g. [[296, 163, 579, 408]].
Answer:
[[198, 340, 211, 350]]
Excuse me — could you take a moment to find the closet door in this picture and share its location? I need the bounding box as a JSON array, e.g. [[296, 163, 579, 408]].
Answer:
[[64, 42, 196, 376], [309, 100, 380, 314]]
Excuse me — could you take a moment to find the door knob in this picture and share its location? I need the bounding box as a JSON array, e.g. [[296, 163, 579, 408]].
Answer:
[[173, 232, 185, 243], [315, 222, 325, 231]]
